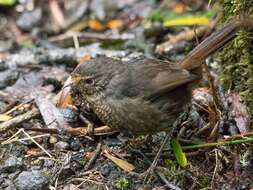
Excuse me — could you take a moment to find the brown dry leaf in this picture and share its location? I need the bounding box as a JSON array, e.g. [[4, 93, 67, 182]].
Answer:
[[88, 19, 104, 31], [0, 114, 12, 122], [228, 93, 251, 134], [57, 76, 73, 108], [107, 19, 124, 29], [173, 3, 186, 13], [104, 151, 135, 172], [27, 148, 45, 157]]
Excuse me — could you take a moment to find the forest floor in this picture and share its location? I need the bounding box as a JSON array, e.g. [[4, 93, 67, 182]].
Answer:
[[0, 0, 252, 189]]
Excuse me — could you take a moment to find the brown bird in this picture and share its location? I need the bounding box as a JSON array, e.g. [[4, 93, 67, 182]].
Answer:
[[71, 18, 252, 135]]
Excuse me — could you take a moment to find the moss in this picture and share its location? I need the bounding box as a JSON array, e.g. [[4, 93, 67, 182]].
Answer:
[[216, 0, 253, 118], [164, 159, 185, 186]]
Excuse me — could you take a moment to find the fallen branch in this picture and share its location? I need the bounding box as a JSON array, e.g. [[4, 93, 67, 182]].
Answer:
[[24, 125, 116, 136], [156, 26, 208, 54], [0, 108, 40, 133]]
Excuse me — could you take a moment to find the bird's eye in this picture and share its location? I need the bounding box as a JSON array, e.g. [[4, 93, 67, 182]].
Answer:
[[85, 78, 94, 85]]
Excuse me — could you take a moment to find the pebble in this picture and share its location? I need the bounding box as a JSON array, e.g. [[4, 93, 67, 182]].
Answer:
[[14, 170, 49, 190], [0, 156, 24, 173]]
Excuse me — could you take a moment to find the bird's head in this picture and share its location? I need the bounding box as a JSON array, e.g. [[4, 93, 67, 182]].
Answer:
[[71, 57, 122, 99]]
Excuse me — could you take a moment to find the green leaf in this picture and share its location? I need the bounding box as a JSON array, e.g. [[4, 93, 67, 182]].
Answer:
[[164, 16, 209, 27], [171, 137, 188, 167], [0, 0, 16, 6]]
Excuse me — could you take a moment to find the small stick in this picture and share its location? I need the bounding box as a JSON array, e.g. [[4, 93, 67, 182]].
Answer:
[[131, 149, 181, 190], [84, 142, 102, 171], [1, 134, 50, 145], [183, 137, 253, 150], [21, 129, 53, 158], [0, 128, 53, 158], [0, 108, 40, 132]]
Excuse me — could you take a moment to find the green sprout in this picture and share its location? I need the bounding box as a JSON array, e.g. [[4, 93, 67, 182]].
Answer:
[[115, 177, 130, 190]]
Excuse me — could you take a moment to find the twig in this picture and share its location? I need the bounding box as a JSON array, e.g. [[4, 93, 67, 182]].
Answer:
[[24, 125, 116, 136], [5, 99, 34, 115], [156, 26, 208, 53], [0, 108, 40, 132], [1, 134, 50, 145], [21, 129, 53, 158], [0, 128, 53, 158], [183, 137, 253, 150], [156, 170, 181, 190], [0, 128, 23, 144], [84, 142, 102, 171], [49, 31, 134, 44], [224, 131, 253, 140], [130, 149, 181, 190], [0, 101, 18, 114], [211, 149, 218, 188]]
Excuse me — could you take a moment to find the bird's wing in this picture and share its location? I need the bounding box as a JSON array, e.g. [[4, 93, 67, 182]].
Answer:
[[118, 59, 198, 100]]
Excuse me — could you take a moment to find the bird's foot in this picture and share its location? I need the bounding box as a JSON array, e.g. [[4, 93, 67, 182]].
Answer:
[[79, 114, 94, 136], [129, 135, 152, 147]]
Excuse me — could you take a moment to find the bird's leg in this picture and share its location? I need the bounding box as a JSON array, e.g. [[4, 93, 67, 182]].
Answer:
[[129, 134, 152, 147], [79, 114, 94, 135]]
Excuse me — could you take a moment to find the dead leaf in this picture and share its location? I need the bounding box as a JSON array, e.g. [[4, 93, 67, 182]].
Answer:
[[104, 151, 135, 172], [0, 114, 12, 122], [27, 148, 45, 157]]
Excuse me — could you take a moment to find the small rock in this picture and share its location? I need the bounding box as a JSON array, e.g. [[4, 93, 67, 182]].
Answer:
[[55, 141, 69, 150], [0, 70, 19, 90], [43, 160, 54, 168], [17, 8, 42, 31], [0, 156, 24, 173], [70, 138, 82, 151], [100, 163, 111, 177], [58, 107, 78, 123], [14, 170, 50, 190], [0, 100, 7, 113], [49, 136, 58, 144]]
